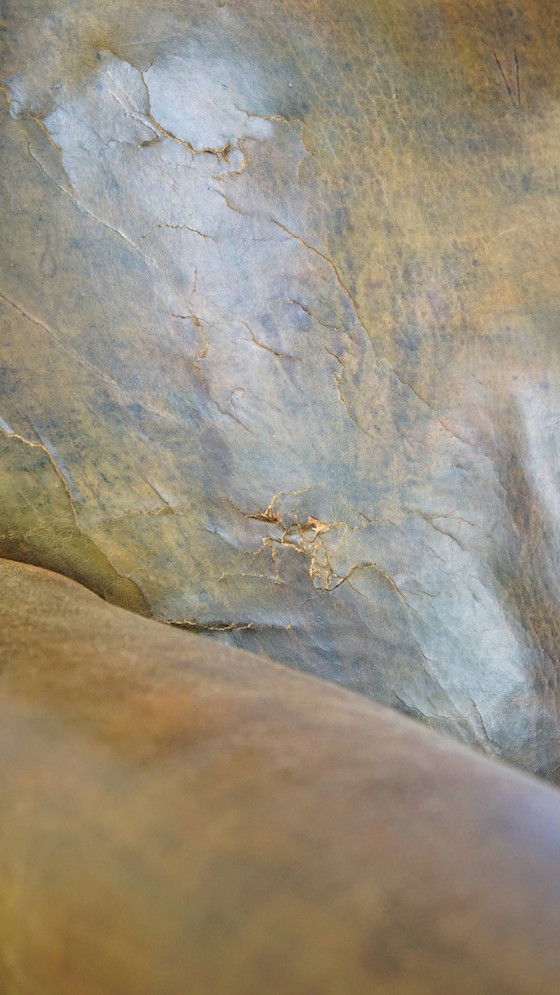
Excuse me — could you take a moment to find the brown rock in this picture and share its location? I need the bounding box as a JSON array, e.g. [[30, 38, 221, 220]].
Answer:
[[1, 556, 560, 994]]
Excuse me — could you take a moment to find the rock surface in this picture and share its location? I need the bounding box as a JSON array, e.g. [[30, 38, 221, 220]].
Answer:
[[1, 556, 560, 994], [1, 0, 560, 777]]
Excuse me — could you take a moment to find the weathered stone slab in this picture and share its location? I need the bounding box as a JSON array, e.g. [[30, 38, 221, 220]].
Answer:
[[1, 0, 559, 777]]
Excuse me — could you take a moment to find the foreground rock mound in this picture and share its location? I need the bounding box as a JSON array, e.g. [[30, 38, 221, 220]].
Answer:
[[1, 557, 560, 994], [1, 0, 560, 777]]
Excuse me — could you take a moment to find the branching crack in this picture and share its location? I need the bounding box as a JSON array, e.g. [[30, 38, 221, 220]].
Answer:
[[283, 299, 341, 331], [245, 486, 313, 525], [0, 292, 122, 394], [241, 321, 300, 360], [404, 507, 473, 551], [216, 189, 245, 214], [269, 218, 365, 330], [137, 69, 232, 160], [1, 84, 75, 192], [170, 312, 209, 381], [155, 616, 255, 632], [0, 420, 79, 511], [243, 492, 408, 595], [191, 316, 209, 380], [334, 371, 376, 440], [269, 217, 451, 430], [331, 561, 411, 604], [0, 82, 18, 114], [470, 698, 502, 749], [233, 104, 292, 124], [141, 222, 213, 240], [22, 136, 149, 263]]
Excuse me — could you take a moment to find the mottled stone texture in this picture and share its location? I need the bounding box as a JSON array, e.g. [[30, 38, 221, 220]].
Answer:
[[1, 0, 560, 778]]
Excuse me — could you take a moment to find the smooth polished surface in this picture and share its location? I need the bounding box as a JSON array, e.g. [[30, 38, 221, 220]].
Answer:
[[1, 557, 560, 994], [1, 1, 560, 777]]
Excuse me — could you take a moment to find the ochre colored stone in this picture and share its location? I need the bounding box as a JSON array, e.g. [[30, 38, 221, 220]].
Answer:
[[1, 557, 560, 994]]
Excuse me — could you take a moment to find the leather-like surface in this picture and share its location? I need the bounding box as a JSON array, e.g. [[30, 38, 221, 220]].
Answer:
[[1, 0, 560, 777], [1, 557, 560, 994]]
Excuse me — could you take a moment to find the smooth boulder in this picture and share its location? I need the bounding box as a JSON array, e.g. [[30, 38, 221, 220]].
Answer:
[[1, 557, 560, 993]]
